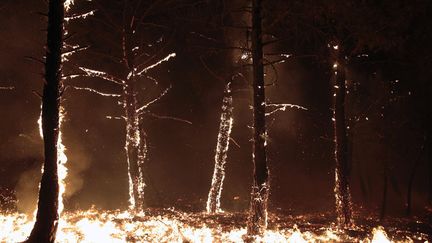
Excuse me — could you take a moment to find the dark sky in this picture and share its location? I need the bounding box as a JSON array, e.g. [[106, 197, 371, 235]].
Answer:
[[1, 0, 431, 219]]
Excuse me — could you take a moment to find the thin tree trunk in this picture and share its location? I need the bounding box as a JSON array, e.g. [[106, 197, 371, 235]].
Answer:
[[380, 167, 388, 221], [26, 0, 64, 242], [207, 83, 234, 213], [122, 24, 146, 211], [331, 43, 352, 227], [247, 0, 269, 236], [427, 129, 432, 205]]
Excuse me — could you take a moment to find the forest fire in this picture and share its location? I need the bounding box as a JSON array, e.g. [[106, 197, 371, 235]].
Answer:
[[1, 209, 428, 242], [1, 0, 432, 242]]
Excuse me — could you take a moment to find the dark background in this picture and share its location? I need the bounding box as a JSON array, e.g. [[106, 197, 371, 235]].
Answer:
[[0, 0, 431, 220]]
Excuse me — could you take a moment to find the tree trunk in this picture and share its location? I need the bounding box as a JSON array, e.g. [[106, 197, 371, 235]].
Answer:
[[122, 24, 146, 211], [207, 83, 234, 213], [427, 128, 432, 205], [406, 140, 425, 215], [247, 0, 269, 236], [331, 43, 352, 227], [380, 167, 388, 221], [26, 0, 64, 242]]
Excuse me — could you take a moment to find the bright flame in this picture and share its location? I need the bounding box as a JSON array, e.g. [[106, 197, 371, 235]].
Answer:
[[57, 108, 68, 215], [371, 227, 391, 243], [65, 0, 74, 11]]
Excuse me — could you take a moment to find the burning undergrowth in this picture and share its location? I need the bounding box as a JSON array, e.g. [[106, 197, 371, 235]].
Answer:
[[1, 208, 430, 242]]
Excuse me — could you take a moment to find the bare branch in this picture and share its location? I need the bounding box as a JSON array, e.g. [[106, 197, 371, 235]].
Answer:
[[265, 103, 308, 116], [62, 45, 89, 57], [145, 112, 192, 125], [136, 53, 176, 76], [65, 10, 96, 21], [25, 56, 45, 65], [106, 116, 125, 120], [137, 85, 171, 113], [79, 67, 125, 85], [69, 85, 121, 97]]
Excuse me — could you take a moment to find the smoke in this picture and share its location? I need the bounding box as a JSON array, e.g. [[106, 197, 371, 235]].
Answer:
[[64, 146, 91, 199], [15, 167, 40, 215]]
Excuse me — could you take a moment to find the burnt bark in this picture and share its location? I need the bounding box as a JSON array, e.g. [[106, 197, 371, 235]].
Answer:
[[26, 0, 64, 242], [331, 43, 352, 227], [247, 0, 269, 236]]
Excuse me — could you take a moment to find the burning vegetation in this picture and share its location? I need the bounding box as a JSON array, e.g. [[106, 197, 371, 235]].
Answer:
[[1, 0, 432, 242]]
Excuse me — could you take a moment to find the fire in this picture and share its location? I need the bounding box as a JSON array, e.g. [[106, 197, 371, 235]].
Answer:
[[0, 209, 427, 242], [58, 109, 68, 215], [371, 227, 391, 243]]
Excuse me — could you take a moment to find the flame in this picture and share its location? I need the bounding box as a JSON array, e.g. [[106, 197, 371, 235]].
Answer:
[[57, 109, 68, 215], [0, 210, 426, 242], [371, 227, 391, 243], [64, 0, 74, 11]]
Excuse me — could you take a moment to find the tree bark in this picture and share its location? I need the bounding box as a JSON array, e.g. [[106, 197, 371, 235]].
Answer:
[[247, 0, 269, 236], [207, 83, 234, 213], [26, 0, 64, 242], [331, 43, 352, 227]]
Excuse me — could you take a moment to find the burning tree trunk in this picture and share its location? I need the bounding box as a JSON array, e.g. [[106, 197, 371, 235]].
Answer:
[[122, 25, 147, 211], [207, 83, 234, 213], [247, 0, 269, 235], [330, 43, 353, 227], [72, 1, 176, 210], [26, 0, 64, 242]]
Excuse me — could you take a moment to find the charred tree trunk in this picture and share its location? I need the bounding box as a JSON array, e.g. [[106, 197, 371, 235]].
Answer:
[[380, 165, 388, 221], [428, 128, 432, 205], [247, 0, 269, 236], [406, 139, 425, 215], [122, 24, 146, 211], [207, 83, 234, 213], [331, 43, 352, 227], [26, 0, 64, 242]]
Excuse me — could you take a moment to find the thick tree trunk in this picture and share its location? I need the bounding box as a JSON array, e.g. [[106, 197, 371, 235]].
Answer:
[[122, 24, 146, 211], [406, 140, 425, 215], [247, 0, 269, 236], [207, 83, 234, 213], [26, 0, 64, 242], [331, 44, 352, 227]]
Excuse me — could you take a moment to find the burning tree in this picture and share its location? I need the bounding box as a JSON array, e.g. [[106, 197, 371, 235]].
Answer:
[[26, 0, 65, 242], [66, 0, 178, 211], [206, 82, 234, 213], [190, 0, 307, 230], [246, 0, 269, 236]]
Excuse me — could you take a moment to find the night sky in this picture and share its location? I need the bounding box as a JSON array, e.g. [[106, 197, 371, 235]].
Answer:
[[1, 0, 431, 220]]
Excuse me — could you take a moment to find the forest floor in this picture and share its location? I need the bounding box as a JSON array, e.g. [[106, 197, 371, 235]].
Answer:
[[1, 207, 431, 242]]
